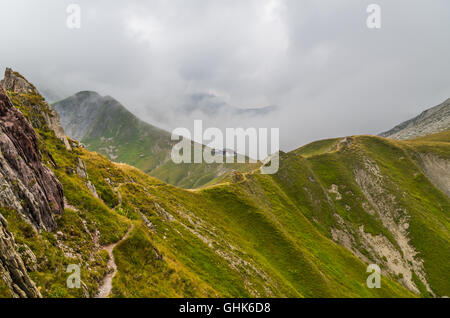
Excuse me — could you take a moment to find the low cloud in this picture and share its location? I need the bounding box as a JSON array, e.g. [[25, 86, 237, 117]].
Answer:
[[0, 0, 449, 150]]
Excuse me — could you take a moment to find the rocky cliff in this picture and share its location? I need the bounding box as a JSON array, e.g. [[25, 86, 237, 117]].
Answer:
[[0, 82, 67, 298], [1, 69, 113, 299], [0, 84, 64, 231], [0, 214, 41, 298]]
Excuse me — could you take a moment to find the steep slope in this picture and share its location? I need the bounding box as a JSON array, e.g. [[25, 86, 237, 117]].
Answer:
[[1, 71, 130, 298], [53, 92, 254, 188], [77, 145, 418, 298], [0, 85, 64, 231], [0, 85, 52, 298], [284, 135, 450, 296], [1, 69, 448, 298], [80, 133, 449, 297], [380, 98, 450, 140]]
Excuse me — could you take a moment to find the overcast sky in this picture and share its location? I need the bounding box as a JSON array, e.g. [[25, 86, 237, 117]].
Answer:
[[1, 0, 449, 151]]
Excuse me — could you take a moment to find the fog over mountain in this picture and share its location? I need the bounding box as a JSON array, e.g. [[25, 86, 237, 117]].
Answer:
[[181, 93, 277, 117], [1, 0, 449, 150]]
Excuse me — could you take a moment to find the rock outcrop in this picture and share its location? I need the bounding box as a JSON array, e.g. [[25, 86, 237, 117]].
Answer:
[[0, 84, 64, 231], [0, 69, 36, 94], [0, 214, 41, 298], [1, 68, 71, 150]]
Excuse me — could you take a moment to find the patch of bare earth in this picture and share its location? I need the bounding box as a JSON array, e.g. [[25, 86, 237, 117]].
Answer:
[[417, 154, 450, 197], [331, 157, 433, 295]]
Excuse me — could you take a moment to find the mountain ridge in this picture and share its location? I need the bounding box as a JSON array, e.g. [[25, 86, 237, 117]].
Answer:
[[0, 68, 448, 298], [380, 98, 450, 140]]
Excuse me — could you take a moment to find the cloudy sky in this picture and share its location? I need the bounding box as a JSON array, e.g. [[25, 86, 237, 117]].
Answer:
[[1, 0, 449, 151]]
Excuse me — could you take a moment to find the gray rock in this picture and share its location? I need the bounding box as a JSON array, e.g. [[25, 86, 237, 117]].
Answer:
[[17, 244, 38, 272], [0, 85, 64, 231], [86, 181, 99, 199], [380, 98, 450, 140], [76, 158, 88, 179]]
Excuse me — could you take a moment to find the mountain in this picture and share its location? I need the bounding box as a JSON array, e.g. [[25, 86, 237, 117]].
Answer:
[[380, 98, 450, 140], [0, 68, 449, 298], [53, 92, 254, 188], [53, 91, 175, 167], [182, 93, 277, 117]]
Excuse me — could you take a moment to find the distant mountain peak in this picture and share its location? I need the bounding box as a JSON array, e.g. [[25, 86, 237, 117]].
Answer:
[[380, 98, 450, 140], [53, 91, 129, 141], [74, 90, 102, 98], [181, 92, 278, 117]]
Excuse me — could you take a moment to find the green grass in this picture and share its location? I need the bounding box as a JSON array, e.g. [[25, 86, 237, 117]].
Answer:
[[294, 138, 341, 158], [269, 135, 449, 297], [0, 278, 12, 298], [112, 223, 219, 298], [409, 130, 450, 143], [83, 153, 415, 298]]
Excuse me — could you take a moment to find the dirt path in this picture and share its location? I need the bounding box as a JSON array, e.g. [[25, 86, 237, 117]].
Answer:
[[96, 224, 134, 298]]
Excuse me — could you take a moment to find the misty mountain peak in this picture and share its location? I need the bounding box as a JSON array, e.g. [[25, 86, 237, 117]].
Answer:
[[69, 91, 124, 111], [74, 90, 102, 99], [182, 92, 278, 117]]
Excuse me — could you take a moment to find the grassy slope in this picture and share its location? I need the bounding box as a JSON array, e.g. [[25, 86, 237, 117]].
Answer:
[[409, 129, 450, 143], [272, 135, 449, 297], [2, 84, 447, 298], [362, 135, 449, 295], [294, 138, 341, 158], [80, 150, 413, 298]]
